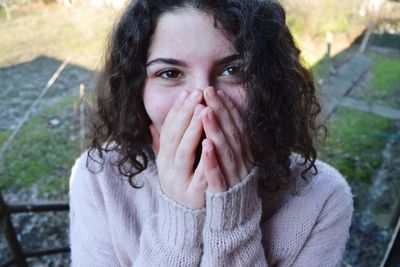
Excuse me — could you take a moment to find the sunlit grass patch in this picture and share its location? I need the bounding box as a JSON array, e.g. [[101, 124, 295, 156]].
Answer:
[[371, 54, 400, 94], [359, 53, 400, 109], [0, 4, 116, 69], [318, 107, 393, 184]]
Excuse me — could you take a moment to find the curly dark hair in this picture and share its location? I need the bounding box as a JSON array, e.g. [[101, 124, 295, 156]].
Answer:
[[88, 0, 324, 193]]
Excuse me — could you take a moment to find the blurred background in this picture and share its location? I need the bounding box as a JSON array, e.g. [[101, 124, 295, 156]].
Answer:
[[0, 0, 399, 266]]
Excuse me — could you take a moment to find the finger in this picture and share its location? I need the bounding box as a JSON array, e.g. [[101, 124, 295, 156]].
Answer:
[[175, 104, 205, 176], [161, 90, 189, 134], [149, 124, 160, 156], [190, 156, 208, 193], [216, 90, 244, 133], [202, 139, 227, 193], [217, 90, 254, 166], [161, 89, 203, 159], [202, 107, 240, 187], [204, 87, 240, 148], [204, 87, 247, 179]]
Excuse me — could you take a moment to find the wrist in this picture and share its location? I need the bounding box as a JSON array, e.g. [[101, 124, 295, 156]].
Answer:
[[157, 183, 206, 248], [205, 167, 261, 230]]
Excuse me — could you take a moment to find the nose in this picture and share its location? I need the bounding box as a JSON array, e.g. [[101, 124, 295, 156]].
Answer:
[[190, 71, 214, 92]]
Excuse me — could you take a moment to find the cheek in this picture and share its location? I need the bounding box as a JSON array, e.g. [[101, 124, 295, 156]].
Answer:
[[143, 87, 177, 132]]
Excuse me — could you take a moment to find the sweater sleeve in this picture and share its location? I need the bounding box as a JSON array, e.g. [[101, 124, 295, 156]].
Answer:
[[200, 168, 269, 266], [133, 183, 205, 266], [70, 154, 205, 267]]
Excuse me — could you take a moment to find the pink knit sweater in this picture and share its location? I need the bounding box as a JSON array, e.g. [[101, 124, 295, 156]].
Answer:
[[69, 150, 353, 266]]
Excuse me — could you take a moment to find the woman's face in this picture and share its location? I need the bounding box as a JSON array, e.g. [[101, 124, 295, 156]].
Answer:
[[143, 8, 246, 132]]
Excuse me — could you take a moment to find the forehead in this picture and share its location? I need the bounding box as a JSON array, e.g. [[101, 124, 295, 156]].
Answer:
[[147, 8, 237, 61]]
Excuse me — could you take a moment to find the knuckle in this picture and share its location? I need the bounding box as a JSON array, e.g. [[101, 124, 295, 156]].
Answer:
[[214, 102, 225, 113], [226, 99, 234, 109], [229, 128, 240, 143], [224, 148, 235, 163], [222, 94, 234, 108], [192, 177, 207, 192], [175, 148, 187, 161]]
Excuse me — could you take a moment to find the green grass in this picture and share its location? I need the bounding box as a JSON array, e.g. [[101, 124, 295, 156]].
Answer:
[[0, 130, 12, 147], [0, 96, 81, 197], [370, 54, 400, 95], [359, 53, 400, 108], [318, 107, 393, 183]]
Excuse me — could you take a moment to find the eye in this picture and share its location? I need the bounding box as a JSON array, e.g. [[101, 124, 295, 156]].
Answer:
[[222, 65, 240, 76], [157, 69, 182, 80]]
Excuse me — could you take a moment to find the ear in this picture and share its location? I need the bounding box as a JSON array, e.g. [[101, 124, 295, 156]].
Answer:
[[149, 124, 160, 156]]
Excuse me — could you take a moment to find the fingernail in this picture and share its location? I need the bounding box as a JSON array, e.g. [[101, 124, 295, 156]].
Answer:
[[202, 140, 212, 152], [190, 90, 201, 100]]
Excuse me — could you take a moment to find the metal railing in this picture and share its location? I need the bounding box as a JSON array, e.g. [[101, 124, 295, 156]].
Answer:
[[380, 214, 400, 267], [0, 190, 70, 267]]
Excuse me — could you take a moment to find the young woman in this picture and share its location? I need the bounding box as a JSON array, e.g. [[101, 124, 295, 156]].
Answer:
[[69, 0, 353, 266]]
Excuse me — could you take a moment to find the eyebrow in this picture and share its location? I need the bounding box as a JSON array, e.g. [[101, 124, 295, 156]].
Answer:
[[146, 53, 241, 68], [146, 58, 187, 68], [215, 54, 241, 66]]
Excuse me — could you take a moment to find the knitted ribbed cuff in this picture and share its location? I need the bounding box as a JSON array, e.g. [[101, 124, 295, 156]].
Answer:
[[157, 185, 206, 250], [205, 168, 260, 231]]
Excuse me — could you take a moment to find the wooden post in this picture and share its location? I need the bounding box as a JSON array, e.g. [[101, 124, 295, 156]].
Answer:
[[79, 84, 85, 152], [359, 21, 374, 54], [325, 31, 333, 82], [0, 190, 28, 267]]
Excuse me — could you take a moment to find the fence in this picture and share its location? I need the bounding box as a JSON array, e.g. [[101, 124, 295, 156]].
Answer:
[[0, 190, 69, 267]]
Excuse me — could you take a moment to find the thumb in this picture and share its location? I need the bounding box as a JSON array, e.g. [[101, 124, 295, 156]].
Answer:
[[149, 124, 160, 156]]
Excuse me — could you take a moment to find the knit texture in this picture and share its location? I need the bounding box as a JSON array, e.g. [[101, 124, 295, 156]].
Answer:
[[69, 151, 353, 267]]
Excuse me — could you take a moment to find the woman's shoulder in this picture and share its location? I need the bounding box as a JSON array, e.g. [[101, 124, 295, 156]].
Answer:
[[69, 149, 118, 196], [69, 147, 156, 197], [261, 154, 354, 222], [261, 159, 354, 265], [289, 154, 353, 202], [262, 155, 354, 239], [70, 147, 119, 178]]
